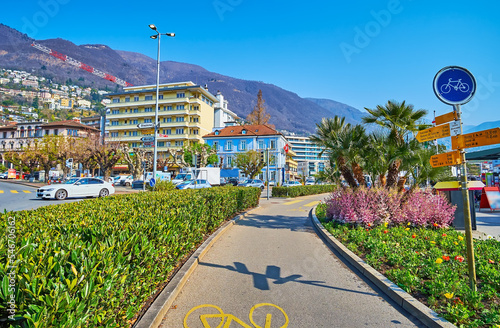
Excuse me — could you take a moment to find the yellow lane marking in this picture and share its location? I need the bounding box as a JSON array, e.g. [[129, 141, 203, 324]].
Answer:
[[23, 190, 31, 193], [305, 201, 320, 207], [283, 200, 302, 205], [0, 190, 4, 193], [10, 190, 18, 194]]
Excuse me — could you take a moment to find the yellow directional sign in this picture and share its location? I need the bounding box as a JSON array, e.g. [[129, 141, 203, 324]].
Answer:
[[451, 128, 500, 150], [435, 111, 458, 126], [416, 123, 450, 142], [140, 129, 155, 135], [430, 150, 463, 168]]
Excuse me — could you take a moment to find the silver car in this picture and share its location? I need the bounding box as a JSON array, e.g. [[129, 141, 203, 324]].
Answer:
[[175, 179, 212, 190], [237, 179, 265, 190]]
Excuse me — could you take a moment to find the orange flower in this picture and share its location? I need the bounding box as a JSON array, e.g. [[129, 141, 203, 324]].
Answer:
[[488, 259, 495, 264], [442, 256, 450, 261], [383, 230, 388, 234], [442, 233, 447, 237], [412, 234, 417, 238], [433, 223, 439, 227], [455, 256, 464, 262]]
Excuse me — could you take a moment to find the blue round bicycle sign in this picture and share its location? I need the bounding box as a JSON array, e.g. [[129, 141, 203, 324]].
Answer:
[[433, 66, 476, 105]]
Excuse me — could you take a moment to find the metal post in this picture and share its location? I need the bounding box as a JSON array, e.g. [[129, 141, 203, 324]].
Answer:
[[266, 148, 269, 200], [455, 104, 477, 291], [153, 34, 161, 191]]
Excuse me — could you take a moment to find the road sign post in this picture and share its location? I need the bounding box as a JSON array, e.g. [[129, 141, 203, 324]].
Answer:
[[429, 149, 462, 168], [433, 66, 477, 291]]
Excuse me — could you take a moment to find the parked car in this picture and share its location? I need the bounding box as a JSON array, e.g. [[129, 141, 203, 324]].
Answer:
[[282, 181, 302, 187], [172, 173, 193, 185], [238, 179, 265, 190], [175, 179, 212, 190], [119, 175, 134, 186], [227, 177, 240, 186], [220, 177, 228, 186], [0, 172, 8, 179], [305, 177, 315, 186], [36, 177, 115, 200]]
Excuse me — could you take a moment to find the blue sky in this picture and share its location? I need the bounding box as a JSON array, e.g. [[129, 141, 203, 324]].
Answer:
[[2, 0, 500, 126]]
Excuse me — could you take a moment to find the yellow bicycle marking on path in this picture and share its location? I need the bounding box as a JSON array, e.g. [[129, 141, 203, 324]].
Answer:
[[23, 190, 31, 193], [304, 201, 320, 207], [0, 190, 4, 193], [283, 200, 302, 205], [184, 303, 289, 328], [10, 190, 18, 194]]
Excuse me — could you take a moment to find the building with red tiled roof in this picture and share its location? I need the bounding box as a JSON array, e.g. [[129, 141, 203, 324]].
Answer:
[[203, 124, 288, 183]]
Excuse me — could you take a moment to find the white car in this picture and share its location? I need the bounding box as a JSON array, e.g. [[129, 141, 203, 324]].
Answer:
[[37, 177, 115, 200], [0, 172, 8, 179], [282, 181, 302, 187]]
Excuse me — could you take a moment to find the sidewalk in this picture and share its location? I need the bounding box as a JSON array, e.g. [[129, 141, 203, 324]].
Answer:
[[158, 195, 426, 327]]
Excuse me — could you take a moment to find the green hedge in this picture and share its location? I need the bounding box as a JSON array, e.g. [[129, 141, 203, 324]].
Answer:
[[0, 187, 260, 327], [272, 184, 336, 197]]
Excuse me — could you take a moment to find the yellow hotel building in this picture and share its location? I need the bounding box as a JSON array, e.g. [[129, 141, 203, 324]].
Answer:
[[106, 81, 218, 152]]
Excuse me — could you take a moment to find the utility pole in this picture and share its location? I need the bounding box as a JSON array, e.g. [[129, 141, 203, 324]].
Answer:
[[266, 147, 270, 200]]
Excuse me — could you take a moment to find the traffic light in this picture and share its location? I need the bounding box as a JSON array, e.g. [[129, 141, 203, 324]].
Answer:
[[260, 151, 265, 163], [197, 154, 202, 167]]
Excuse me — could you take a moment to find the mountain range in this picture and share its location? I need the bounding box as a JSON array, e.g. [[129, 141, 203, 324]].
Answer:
[[0, 23, 365, 134]]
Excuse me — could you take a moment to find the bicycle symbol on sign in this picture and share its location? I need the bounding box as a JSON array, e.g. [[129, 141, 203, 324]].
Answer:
[[440, 78, 470, 94]]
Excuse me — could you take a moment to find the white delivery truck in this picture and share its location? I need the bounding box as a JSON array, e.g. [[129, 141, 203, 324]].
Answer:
[[195, 167, 220, 186]]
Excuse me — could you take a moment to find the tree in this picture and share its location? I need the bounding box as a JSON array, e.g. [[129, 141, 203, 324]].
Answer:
[[234, 150, 266, 179], [363, 100, 428, 188], [183, 143, 218, 167], [121, 146, 152, 180], [309, 116, 359, 188], [87, 137, 122, 180], [246, 90, 270, 125]]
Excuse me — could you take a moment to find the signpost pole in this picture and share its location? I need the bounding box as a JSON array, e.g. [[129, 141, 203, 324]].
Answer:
[[455, 104, 477, 291], [266, 148, 270, 200]]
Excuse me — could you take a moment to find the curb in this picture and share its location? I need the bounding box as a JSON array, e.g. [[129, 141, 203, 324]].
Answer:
[[310, 206, 456, 328], [132, 206, 258, 328]]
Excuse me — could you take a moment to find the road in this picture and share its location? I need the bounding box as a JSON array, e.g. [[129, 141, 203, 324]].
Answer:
[[0, 181, 91, 212], [160, 194, 425, 328]]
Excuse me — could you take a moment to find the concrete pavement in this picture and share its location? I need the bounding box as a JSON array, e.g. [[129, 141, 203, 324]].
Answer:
[[159, 194, 425, 328]]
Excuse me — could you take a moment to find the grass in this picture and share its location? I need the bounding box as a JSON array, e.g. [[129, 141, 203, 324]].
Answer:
[[316, 203, 500, 328]]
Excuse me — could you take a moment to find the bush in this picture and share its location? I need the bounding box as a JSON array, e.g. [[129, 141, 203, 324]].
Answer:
[[146, 180, 176, 192], [324, 187, 456, 228], [272, 184, 336, 197], [0, 187, 259, 327]]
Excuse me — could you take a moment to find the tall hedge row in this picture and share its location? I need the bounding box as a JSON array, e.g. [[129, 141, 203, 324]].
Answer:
[[272, 184, 336, 197], [0, 186, 260, 327]]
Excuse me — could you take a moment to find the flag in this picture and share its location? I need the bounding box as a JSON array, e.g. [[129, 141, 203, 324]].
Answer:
[[284, 144, 289, 153]]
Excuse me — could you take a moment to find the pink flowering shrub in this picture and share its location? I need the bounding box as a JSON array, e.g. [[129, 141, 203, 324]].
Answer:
[[325, 187, 456, 228]]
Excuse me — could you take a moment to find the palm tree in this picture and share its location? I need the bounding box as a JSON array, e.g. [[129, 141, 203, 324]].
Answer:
[[363, 101, 428, 188], [310, 116, 367, 188], [364, 132, 389, 187]]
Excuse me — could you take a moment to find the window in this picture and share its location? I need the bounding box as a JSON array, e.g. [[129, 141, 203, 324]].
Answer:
[[176, 105, 184, 110], [111, 132, 119, 137], [111, 121, 119, 126], [133, 120, 138, 124], [270, 140, 276, 149], [125, 97, 130, 102], [213, 142, 219, 151], [192, 129, 199, 135], [2, 132, 5, 138], [191, 117, 199, 123], [177, 92, 185, 98], [165, 129, 171, 134], [159, 95, 163, 100], [175, 141, 183, 147], [112, 109, 120, 114], [89, 178, 104, 185], [239, 140, 246, 151], [176, 117, 184, 122], [54, 129, 58, 136], [132, 131, 138, 136], [166, 117, 172, 123], [145, 95, 153, 100], [144, 119, 152, 123], [167, 105, 173, 111], [226, 141, 233, 151], [158, 142, 164, 147], [133, 108, 139, 113], [191, 105, 199, 111], [145, 107, 153, 112], [112, 98, 120, 103], [134, 96, 139, 102], [131, 143, 138, 147], [175, 128, 184, 134], [258, 140, 264, 149], [227, 156, 233, 167], [242, 129, 246, 134], [165, 141, 171, 147]]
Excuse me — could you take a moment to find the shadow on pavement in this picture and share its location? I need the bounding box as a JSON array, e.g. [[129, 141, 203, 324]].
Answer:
[[237, 213, 316, 233], [198, 261, 380, 296]]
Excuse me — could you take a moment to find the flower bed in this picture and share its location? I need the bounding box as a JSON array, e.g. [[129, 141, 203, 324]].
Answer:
[[272, 184, 336, 197], [0, 187, 260, 327], [316, 201, 500, 328]]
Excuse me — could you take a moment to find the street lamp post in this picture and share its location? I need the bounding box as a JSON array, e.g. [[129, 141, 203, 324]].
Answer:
[[149, 24, 175, 186]]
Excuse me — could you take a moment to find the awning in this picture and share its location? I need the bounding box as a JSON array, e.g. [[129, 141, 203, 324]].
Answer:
[[465, 147, 500, 161]]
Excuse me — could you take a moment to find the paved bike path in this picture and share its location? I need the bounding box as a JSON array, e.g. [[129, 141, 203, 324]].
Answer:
[[160, 194, 425, 327]]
